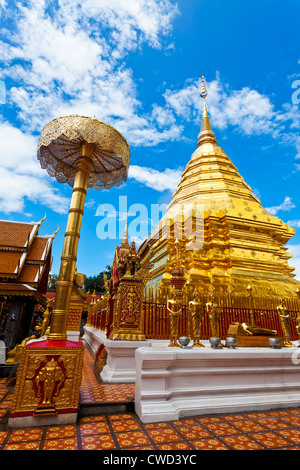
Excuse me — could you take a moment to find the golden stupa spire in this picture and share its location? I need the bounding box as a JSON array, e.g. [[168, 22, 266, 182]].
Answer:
[[121, 221, 129, 245], [197, 76, 217, 147]]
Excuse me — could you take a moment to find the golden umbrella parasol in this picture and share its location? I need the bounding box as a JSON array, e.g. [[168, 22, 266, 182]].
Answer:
[[37, 115, 130, 340]]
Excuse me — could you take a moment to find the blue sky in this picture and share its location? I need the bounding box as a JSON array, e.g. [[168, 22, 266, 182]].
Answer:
[[0, 0, 299, 280]]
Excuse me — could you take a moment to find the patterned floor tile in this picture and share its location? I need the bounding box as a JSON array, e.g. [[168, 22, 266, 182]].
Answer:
[[255, 418, 290, 430], [8, 427, 43, 443], [0, 430, 8, 443], [43, 438, 78, 450], [191, 438, 229, 450], [110, 419, 141, 432], [195, 416, 223, 424], [244, 412, 270, 419], [279, 415, 300, 426], [144, 422, 171, 429], [228, 419, 267, 433], [79, 415, 107, 423], [126, 445, 156, 450], [147, 427, 183, 443], [221, 434, 264, 450], [45, 424, 77, 439], [79, 421, 110, 435], [222, 414, 246, 421], [157, 442, 193, 450], [249, 431, 292, 448], [171, 418, 199, 426], [176, 425, 213, 439], [108, 413, 135, 420], [81, 434, 116, 450], [204, 422, 240, 436], [276, 429, 300, 444], [3, 441, 40, 450], [116, 431, 151, 448]]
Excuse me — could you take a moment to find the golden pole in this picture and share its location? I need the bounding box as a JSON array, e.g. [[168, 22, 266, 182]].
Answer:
[[48, 143, 94, 340]]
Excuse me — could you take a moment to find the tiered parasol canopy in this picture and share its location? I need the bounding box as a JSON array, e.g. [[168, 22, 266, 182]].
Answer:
[[37, 114, 130, 190]]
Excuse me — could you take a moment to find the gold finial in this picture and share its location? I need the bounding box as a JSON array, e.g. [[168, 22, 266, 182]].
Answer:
[[121, 221, 128, 244], [200, 76, 207, 98], [197, 76, 217, 147], [38, 213, 46, 226], [52, 226, 59, 238]]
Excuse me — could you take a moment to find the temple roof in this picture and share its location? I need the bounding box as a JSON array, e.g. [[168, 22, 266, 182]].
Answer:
[[0, 217, 57, 298]]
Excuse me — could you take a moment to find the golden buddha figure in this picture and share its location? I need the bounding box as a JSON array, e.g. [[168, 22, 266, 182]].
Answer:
[[167, 287, 182, 347], [277, 299, 293, 347], [35, 302, 52, 338], [188, 287, 205, 347], [206, 294, 220, 338]]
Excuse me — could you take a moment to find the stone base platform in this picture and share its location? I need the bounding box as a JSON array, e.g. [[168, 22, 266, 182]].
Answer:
[[134, 346, 300, 423], [83, 326, 169, 383]]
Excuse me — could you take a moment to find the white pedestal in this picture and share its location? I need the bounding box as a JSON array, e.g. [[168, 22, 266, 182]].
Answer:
[[82, 326, 169, 383], [82, 327, 107, 357], [100, 339, 151, 383], [67, 330, 80, 342], [135, 346, 300, 423]]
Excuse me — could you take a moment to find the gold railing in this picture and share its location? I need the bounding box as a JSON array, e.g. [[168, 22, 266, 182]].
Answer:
[[86, 296, 109, 331], [142, 291, 300, 341], [87, 288, 300, 342]]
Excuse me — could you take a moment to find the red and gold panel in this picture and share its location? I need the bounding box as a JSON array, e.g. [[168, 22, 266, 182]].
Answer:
[[10, 339, 83, 418]]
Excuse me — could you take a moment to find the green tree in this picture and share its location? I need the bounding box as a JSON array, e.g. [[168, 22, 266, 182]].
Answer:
[[83, 265, 112, 294], [48, 273, 58, 292]]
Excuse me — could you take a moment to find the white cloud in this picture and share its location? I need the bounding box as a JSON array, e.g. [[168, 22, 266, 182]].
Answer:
[[0, 121, 69, 214], [0, 167, 69, 214], [0, 0, 181, 214], [287, 219, 300, 228], [164, 75, 280, 136], [164, 74, 300, 163], [265, 196, 296, 216], [1, 0, 179, 144], [128, 165, 182, 192]]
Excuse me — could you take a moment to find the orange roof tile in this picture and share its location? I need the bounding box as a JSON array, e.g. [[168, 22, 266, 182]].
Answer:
[[27, 237, 50, 262], [0, 221, 37, 248], [17, 265, 40, 283], [0, 251, 23, 275]]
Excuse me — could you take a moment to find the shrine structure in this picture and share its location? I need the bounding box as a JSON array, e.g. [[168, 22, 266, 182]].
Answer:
[[138, 78, 299, 299], [83, 79, 300, 400]]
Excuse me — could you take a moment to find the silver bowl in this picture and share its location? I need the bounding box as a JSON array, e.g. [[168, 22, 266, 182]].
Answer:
[[268, 337, 281, 349], [226, 337, 237, 349], [209, 337, 222, 349], [178, 336, 191, 348]]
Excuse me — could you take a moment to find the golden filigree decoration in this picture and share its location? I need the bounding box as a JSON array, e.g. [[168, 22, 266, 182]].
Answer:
[[37, 114, 130, 190]]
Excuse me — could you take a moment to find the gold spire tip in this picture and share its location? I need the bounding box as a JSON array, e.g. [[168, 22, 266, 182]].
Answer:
[[200, 76, 207, 99]]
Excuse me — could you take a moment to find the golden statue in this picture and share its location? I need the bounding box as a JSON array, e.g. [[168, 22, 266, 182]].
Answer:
[[277, 299, 293, 347], [167, 287, 182, 347], [188, 287, 204, 347], [206, 294, 220, 337], [6, 335, 36, 365], [231, 322, 277, 336], [35, 301, 52, 337], [126, 286, 136, 325], [35, 358, 65, 414]]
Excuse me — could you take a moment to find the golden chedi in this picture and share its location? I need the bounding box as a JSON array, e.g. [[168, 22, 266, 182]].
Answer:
[[139, 78, 299, 298]]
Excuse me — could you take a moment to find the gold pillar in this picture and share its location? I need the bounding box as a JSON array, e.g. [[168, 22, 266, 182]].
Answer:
[[49, 144, 93, 340]]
